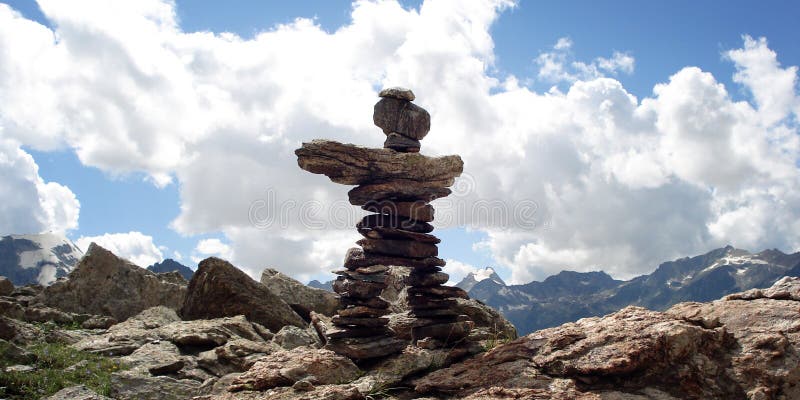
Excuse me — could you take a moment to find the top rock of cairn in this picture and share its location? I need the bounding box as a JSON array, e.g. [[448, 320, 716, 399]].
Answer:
[[379, 87, 415, 101], [295, 88, 472, 359]]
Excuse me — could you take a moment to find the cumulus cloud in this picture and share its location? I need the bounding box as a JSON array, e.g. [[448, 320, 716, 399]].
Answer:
[[76, 231, 164, 267], [1, 0, 799, 285], [0, 138, 79, 235], [192, 238, 233, 263], [536, 37, 635, 84]]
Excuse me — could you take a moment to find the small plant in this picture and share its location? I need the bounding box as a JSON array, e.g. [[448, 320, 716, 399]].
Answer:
[[0, 341, 126, 399]]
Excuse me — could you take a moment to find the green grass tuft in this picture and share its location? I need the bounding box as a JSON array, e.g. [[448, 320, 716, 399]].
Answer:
[[0, 341, 125, 399]]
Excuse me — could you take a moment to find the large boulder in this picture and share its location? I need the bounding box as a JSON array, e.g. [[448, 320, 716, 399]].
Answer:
[[414, 306, 737, 399], [39, 243, 186, 321], [0, 276, 14, 296], [260, 268, 339, 318], [181, 258, 305, 333]]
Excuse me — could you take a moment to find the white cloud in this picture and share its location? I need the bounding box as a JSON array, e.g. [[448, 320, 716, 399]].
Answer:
[[76, 231, 164, 267], [193, 238, 233, 263], [536, 37, 635, 83], [0, 1, 799, 285], [0, 138, 79, 235]]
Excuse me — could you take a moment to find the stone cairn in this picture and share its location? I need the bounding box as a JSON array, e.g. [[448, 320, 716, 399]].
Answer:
[[295, 87, 473, 360]]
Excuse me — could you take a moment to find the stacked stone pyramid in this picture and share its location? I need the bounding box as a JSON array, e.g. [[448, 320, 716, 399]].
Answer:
[[295, 87, 473, 359]]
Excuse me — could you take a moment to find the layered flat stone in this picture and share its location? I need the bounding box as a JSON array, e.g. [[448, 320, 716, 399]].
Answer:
[[352, 264, 389, 274], [407, 286, 468, 299], [358, 226, 440, 244], [332, 315, 390, 328], [384, 133, 420, 152], [325, 325, 392, 339], [339, 296, 390, 310], [379, 87, 415, 101], [338, 306, 390, 318], [407, 296, 458, 309], [374, 97, 431, 140], [348, 180, 453, 205], [409, 308, 461, 319], [325, 336, 407, 360], [333, 270, 387, 283], [411, 321, 473, 341], [406, 272, 449, 287], [332, 278, 386, 299], [295, 140, 462, 185], [358, 238, 438, 258], [357, 214, 434, 233], [344, 247, 445, 271], [362, 200, 434, 222]]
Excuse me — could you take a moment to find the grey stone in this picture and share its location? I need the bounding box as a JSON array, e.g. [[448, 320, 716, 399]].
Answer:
[[274, 325, 317, 350], [373, 97, 431, 140], [379, 87, 415, 101], [260, 268, 340, 317], [295, 139, 461, 185], [43, 385, 113, 400], [384, 132, 421, 152]]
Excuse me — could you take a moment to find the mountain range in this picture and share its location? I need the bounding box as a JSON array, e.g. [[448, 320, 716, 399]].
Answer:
[[456, 246, 800, 334], [0, 232, 194, 286], [0, 233, 84, 285]]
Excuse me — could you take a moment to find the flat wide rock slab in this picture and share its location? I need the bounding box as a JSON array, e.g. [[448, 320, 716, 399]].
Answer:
[[295, 140, 462, 185]]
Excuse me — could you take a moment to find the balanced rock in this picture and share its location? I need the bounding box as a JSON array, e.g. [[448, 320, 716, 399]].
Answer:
[[384, 132, 421, 152], [344, 247, 445, 271], [374, 97, 431, 140], [332, 276, 386, 298], [295, 139, 462, 186], [357, 238, 438, 259], [348, 180, 452, 205], [180, 257, 305, 332], [39, 243, 186, 322], [379, 87, 415, 101], [358, 226, 440, 244], [362, 200, 434, 222], [357, 214, 434, 233]]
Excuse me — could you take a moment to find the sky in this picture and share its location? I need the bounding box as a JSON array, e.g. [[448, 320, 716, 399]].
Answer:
[[0, 0, 799, 285]]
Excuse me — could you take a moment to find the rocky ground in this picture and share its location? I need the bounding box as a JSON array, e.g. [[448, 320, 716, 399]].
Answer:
[[1, 243, 799, 399]]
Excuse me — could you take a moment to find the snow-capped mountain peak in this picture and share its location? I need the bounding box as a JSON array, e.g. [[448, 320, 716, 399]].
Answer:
[[456, 267, 506, 292], [1, 233, 84, 286]]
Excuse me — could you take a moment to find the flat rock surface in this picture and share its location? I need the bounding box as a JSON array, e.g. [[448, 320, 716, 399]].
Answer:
[[295, 139, 462, 185], [229, 347, 360, 391]]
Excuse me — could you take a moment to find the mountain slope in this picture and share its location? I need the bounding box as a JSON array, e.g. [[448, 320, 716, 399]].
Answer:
[[0, 233, 84, 286], [459, 246, 800, 335], [147, 258, 194, 280]]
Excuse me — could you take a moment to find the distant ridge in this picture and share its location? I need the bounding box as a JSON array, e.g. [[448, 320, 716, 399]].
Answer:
[[456, 245, 800, 335], [147, 258, 194, 281]]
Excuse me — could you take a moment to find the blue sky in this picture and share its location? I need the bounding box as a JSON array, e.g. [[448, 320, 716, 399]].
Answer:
[[1, 0, 799, 284]]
